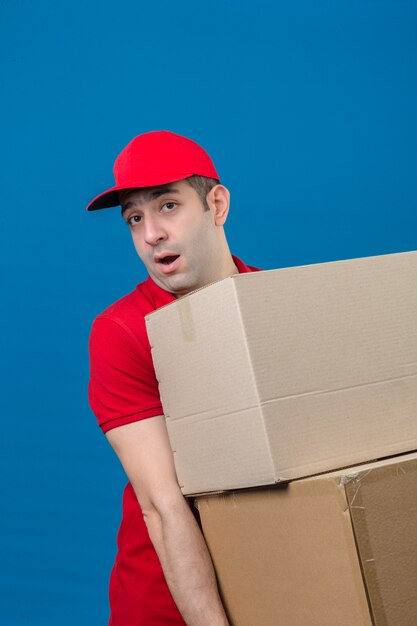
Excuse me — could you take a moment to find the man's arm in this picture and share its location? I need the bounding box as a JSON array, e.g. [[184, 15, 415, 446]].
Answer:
[[106, 415, 229, 626]]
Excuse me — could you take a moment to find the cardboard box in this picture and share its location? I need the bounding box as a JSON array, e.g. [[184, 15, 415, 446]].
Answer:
[[198, 452, 417, 626], [146, 251, 417, 495]]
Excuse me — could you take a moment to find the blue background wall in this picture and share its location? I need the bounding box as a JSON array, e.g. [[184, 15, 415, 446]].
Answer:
[[1, 0, 416, 623]]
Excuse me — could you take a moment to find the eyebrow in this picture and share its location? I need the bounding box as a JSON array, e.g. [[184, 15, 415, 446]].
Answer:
[[121, 187, 180, 213]]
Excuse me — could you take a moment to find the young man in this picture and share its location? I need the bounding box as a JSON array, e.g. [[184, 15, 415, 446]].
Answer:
[[87, 130, 259, 625]]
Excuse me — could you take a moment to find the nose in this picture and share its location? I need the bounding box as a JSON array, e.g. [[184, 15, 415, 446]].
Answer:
[[143, 214, 167, 246]]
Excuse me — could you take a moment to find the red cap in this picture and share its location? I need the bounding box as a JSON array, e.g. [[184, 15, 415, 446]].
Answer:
[[86, 130, 220, 211]]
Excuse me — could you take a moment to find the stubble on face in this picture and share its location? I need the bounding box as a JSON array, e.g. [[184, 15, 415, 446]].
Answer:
[[122, 181, 224, 297]]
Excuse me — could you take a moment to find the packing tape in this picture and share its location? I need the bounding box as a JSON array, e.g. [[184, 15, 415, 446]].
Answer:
[[177, 297, 196, 342]]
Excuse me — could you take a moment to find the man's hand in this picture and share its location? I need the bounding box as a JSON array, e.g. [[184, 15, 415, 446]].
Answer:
[[106, 416, 230, 626]]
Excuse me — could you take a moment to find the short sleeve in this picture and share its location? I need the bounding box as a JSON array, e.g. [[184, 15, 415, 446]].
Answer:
[[88, 315, 163, 433]]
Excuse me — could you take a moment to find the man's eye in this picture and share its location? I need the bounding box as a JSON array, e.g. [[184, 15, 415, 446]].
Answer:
[[162, 202, 176, 212], [127, 215, 142, 226]]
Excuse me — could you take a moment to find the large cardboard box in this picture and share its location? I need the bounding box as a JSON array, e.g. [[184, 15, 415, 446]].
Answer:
[[198, 452, 417, 626], [146, 251, 417, 495]]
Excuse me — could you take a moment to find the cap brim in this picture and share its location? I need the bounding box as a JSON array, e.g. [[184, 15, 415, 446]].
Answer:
[[86, 186, 126, 211], [86, 172, 220, 212]]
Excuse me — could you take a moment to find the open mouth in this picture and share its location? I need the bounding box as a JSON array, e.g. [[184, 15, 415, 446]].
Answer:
[[158, 255, 180, 265], [155, 254, 181, 273]]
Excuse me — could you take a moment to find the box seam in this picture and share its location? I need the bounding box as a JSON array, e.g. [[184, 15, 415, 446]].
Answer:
[[232, 280, 277, 482]]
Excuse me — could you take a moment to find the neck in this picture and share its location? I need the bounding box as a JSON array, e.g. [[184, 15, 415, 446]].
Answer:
[[216, 230, 238, 277]]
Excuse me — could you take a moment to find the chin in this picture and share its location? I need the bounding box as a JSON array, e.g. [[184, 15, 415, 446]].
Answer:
[[164, 276, 198, 297]]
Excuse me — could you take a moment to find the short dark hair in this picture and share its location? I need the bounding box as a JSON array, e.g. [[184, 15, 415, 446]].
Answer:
[[119, 175, 220, 213], [184, 175, 220, 211]]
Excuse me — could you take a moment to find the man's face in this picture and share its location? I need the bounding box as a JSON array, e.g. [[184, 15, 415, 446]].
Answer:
[[121, 180, 225, 296]]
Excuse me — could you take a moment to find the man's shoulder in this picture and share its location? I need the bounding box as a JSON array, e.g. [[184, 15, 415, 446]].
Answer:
[[232, 255, 262, 275], [93, 280, 154, 333]]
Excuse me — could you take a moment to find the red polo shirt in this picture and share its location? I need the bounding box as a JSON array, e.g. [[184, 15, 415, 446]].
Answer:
[[88, 256, 259, 625]]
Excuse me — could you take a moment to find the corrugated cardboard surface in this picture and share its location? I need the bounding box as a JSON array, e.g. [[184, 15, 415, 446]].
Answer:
[[198, 452, 417, 626], [146, 251, 417, 495], [345, 457, 417, 625]]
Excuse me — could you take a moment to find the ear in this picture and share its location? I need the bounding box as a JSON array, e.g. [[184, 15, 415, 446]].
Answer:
[[206, 185, 231, 226]]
